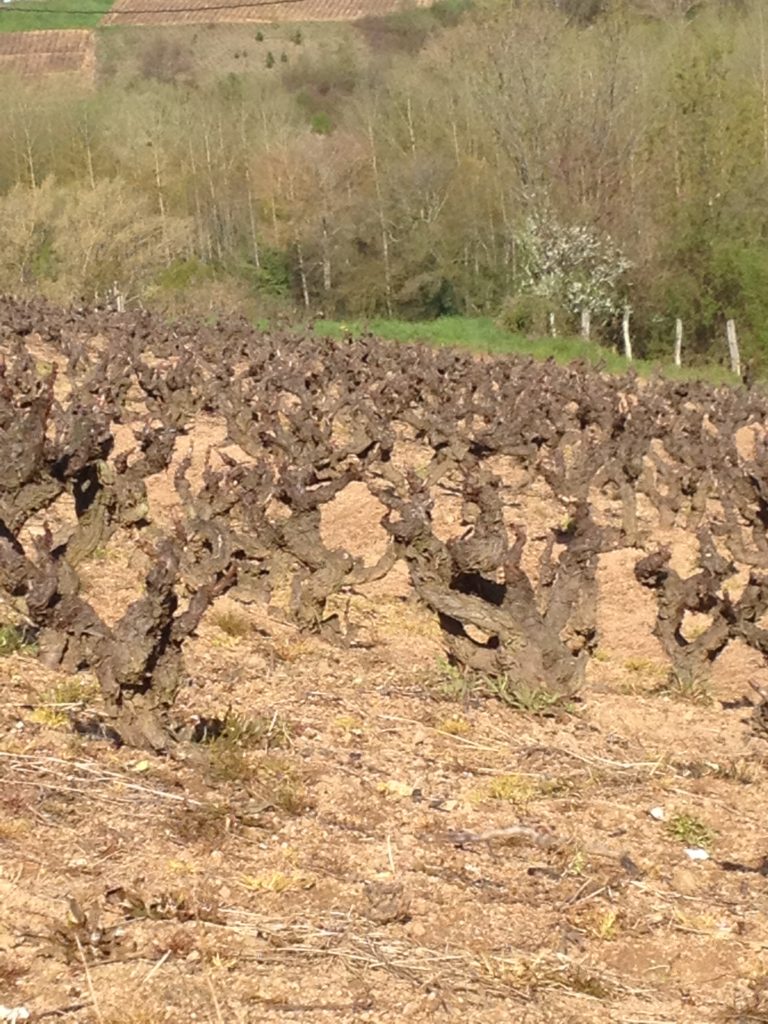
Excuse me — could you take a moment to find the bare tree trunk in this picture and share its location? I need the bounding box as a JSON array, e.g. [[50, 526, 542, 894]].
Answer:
[[23, 118, 37, 190], [186, 135, 208, 261], [726, 319, 741, 378], [548, 311, 557, 337], [405, 95, 417, 155], [238, 109, 261, 270], [82, 111, 96, 191], [245, 167, 261, 270], [260, 110, 281, 246], [321, 216, 332, 294], [674, 317, 683, 367], [673, 144, 682, 200], [296, 237, 310, 309], [622, 308, 632, 361], [760, 5, 768, 170], [152, 144, 170, 266], [203, 128, 222, 262], [450, 117, 461, 165], [367, 120, 393, 317]]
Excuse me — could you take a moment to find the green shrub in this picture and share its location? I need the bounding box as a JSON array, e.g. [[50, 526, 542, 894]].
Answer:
[[497, 293, 557, 336], [155, 257, 215, 292], [310, 112, 333, 134]]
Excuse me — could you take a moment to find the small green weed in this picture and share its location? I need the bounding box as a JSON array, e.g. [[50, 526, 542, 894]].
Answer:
[[0, 624, 37, 658], [665, 812, 714, 849], [486, 774, 535, 804], [624, 656, 666, 678], [431, 660, 477, 703], [654, 669, 712, 705], [436, 715, 471, 736], [30, 677, 99, 728], [487, 676, 576, 716], [430, 661, 574, 715], [220, 710, 292, 750]]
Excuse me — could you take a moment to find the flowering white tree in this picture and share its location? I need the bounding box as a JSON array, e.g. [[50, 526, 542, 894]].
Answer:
[[517, 213, 631, 321]]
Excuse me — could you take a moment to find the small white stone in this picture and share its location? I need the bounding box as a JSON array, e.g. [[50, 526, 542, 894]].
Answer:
[[649, 806, 665, 821], [684, 847, 710, 861], [0, 1008, 30, 1023]]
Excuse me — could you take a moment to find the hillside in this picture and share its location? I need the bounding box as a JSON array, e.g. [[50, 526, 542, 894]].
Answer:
[[1, 1, 767, 367]]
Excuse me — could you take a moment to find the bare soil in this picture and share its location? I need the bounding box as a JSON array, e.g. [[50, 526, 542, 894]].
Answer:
[[1, 424, 767, 1024]]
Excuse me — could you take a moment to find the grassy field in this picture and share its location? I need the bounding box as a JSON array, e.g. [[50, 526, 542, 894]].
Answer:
[[317, 316, 740, 385], [0, 0, 113, 31]]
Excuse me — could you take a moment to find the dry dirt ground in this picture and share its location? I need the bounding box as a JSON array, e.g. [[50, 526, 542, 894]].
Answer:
[[2, 420, 768, 1024]]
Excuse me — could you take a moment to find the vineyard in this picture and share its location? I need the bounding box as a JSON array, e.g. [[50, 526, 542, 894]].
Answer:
[[2, 296, 768, 1022], [103, 0, 432, 27], [0, 29, 94, 73]]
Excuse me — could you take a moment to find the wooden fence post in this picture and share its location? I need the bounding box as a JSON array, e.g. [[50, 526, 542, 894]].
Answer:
[[726, 319, 741, 378], [622, 307, 633, 361], [674, 318, 683, 367], [580, 308, 591, 341]]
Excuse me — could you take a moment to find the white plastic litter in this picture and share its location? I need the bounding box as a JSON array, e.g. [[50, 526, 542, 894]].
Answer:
[[684, 847, 710, 861]]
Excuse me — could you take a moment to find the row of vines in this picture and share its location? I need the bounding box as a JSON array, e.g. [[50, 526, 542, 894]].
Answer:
[[2, 296, 768, 750]]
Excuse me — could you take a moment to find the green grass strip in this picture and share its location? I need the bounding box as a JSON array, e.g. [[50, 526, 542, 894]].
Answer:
[[0, 0, 113, 32], [316, 315, 739, 386]]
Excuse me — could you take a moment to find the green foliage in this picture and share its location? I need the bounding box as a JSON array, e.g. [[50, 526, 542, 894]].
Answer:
[[155, 257, 216, 292], [316, 317, 738, 384], [218, 710, 293, 751], [431, 659, 476, 702], [252, 248, 292, 298], [654, 668, 713, 704], [0, 624, 36, 658], [265, 50, 275, 68], [497, 293, 557, 336], [431, 0, 474, 26], [310, 111, 333, 135], [283, 46, 361, 109], [430, 660, 576, 715], [665, 813, 715, 849], [30, 678, 99, 728], [485, 676, 576, 716]]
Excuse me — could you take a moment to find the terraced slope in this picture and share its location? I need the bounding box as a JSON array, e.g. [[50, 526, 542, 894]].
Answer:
[[0, 27, 94, 73], [103, 0, 431, 27]]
